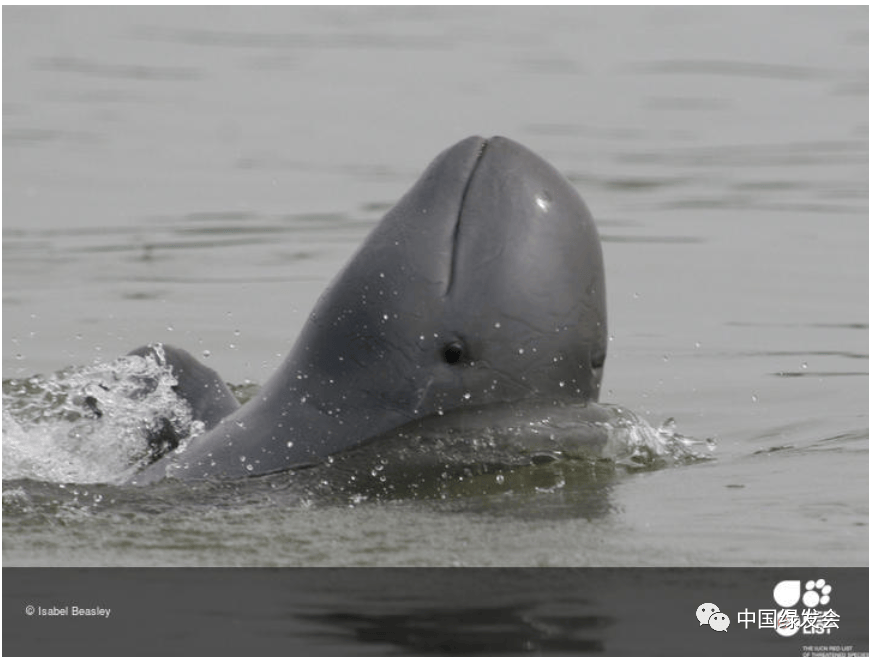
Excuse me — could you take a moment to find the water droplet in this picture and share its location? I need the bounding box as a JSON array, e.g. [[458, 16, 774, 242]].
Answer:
[[801, 362, 808, 370], [286, 441, 294, 449], [518, 348, 525, 355], [494, 322, 501, 329], [633, 292, 640, 299], [694, 341, 702, 349], [463, 392, 472, 400], [246, 464, 253, 471], [751, 394, 758, 403], [495, 474, 505, 485], [202, 350, 211, 358]]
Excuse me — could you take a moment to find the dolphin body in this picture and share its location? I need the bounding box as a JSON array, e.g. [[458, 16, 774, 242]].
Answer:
[[130, 136, 607, 484]]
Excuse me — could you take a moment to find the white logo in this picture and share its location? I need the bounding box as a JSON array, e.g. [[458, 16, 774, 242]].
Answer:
[[696, 603, 729, 632], [772, 579, 835, 637], [773, 580, 801, 608], [696, 603, 720, 625], [802, 579, 832, 608], [699, 578, 839, 639], [709, 612, 730, 632]]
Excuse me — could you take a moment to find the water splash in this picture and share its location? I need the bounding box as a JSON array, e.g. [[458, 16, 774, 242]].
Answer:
[[488, 403, 715, 471], [2, 348, 711, 490], [600, 409, 715, 470], [2, 345, 204, 485]]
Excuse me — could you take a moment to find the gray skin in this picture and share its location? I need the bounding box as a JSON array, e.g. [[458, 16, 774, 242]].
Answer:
[[125, 344, 241, 460], [130, 136, 606, 484]]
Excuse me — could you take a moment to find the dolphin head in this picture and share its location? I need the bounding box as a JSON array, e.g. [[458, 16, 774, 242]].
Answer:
[[138, 136, 607, 480], [284, 136, 607, 435]]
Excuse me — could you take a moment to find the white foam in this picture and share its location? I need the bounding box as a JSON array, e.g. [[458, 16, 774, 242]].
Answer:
[[2, 347, 203, 484]]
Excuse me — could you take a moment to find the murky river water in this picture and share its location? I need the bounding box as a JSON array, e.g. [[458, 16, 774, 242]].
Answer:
[[3, 7, 868, 572]]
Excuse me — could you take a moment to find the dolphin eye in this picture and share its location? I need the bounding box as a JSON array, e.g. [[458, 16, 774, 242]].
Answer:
[[442, 342, 464, 364]]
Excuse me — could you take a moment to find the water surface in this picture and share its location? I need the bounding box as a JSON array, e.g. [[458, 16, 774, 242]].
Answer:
[[3, 6, 868, 566]]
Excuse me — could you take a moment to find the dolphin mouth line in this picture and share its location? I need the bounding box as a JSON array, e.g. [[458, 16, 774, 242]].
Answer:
[[445, 137, 489, 296]]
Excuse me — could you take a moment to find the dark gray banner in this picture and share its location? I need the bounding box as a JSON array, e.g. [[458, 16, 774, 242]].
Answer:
[[4, 568, 868, 656]]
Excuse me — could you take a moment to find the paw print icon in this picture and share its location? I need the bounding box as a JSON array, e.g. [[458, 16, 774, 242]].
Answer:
[[772, 579, 833, 608], [803, 579, 832, 608]]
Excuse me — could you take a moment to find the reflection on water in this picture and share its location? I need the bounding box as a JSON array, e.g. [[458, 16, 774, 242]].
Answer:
[[302, 605, 609, 653]]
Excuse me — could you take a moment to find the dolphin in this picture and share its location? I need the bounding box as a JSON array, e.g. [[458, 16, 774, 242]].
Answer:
[[129, 136, 607, 484]]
